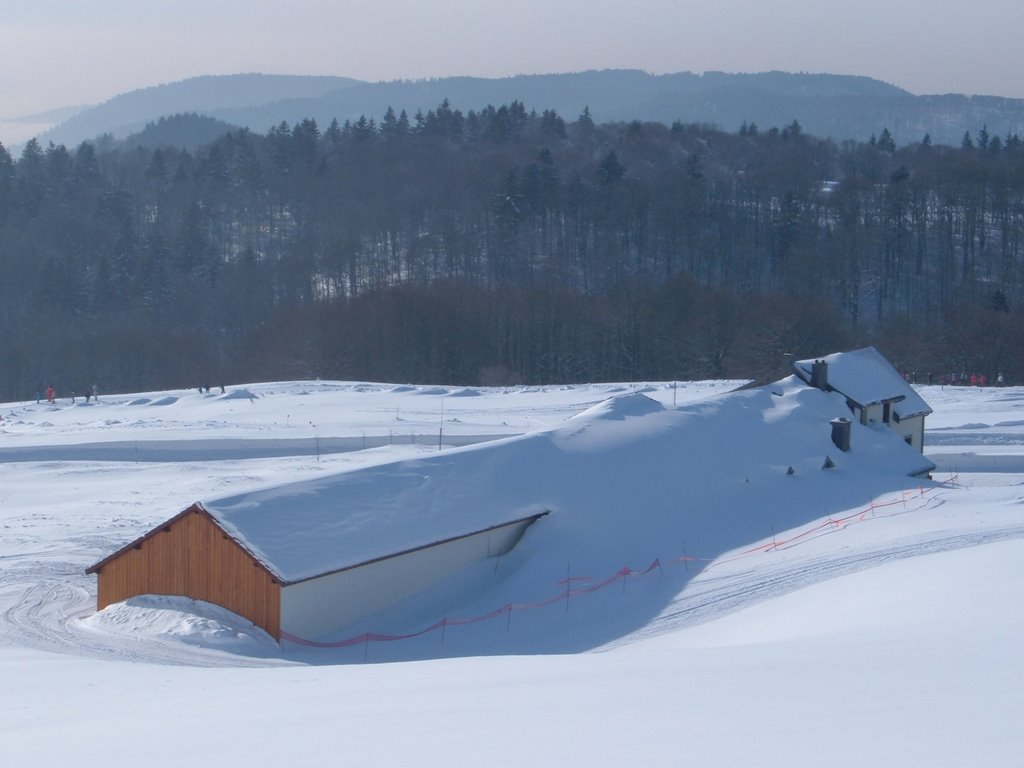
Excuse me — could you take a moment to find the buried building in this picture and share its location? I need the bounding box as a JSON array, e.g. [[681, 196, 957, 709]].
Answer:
[[86, 486, 547, 641], [86, 370, 934, 645]]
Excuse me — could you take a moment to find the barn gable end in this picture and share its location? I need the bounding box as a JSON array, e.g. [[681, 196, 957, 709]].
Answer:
[[86, 503, 281, 639]]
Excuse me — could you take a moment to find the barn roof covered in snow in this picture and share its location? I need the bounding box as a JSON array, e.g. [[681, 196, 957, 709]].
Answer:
[[85, 395, 674, 586], [198, 393, 676, 584], [793, 346, 931, 419], [200, 457, 549, 585]]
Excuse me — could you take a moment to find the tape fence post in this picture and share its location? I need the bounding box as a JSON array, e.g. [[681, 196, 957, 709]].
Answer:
[[565, 563, 571, 613]]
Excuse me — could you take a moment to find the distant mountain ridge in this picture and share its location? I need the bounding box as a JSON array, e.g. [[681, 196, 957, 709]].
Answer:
[[39, 73, 360, 147], [9, 104, 93, 124], [35, 70, 1024, 149]]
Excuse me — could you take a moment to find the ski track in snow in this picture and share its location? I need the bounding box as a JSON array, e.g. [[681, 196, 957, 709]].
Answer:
[[617, 518, 1024, 649], [1, 576, 289, 668]]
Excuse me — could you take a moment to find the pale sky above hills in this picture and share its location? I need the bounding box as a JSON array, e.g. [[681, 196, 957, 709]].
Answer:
[[2, 0, 1022, 121]]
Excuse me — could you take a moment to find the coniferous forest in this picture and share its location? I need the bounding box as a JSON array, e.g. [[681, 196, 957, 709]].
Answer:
[[2, 101, 1024, 401]]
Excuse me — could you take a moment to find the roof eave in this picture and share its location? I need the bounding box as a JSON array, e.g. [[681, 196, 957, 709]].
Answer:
[[85, 503, 206, 574], [85, 502, 285, 583], [279, 509, 551, 587], [897, 408, 932, 419]]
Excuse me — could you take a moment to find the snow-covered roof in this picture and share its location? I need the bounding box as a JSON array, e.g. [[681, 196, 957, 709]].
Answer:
[[793, 347, 931, 419], [203, 454, 549, 585], [203, 392, 676, 585]]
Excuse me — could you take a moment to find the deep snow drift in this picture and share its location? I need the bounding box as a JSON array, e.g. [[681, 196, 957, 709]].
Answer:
[[1, 377, 1021, 766]]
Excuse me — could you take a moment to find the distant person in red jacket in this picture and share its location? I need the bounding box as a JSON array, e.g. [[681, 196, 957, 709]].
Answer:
[[45, 385, 55, 403]]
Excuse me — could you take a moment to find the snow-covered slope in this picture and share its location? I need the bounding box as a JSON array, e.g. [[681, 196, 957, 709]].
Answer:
[[0, 378, 1021, 766]]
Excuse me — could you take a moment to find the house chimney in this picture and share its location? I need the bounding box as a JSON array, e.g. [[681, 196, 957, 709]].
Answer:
[[830, 417, 851, 452], [811, 359, 829, 391]]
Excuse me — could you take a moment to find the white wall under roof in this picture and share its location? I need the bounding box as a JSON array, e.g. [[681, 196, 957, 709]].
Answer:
[[280, 517, 537, 639], [854, 401, 926, 453], [894, 413, 926, 452]]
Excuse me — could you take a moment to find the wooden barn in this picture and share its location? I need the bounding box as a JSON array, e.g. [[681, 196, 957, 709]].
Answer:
[[794, 346, 933, 453], [86, 469, 549, 641]]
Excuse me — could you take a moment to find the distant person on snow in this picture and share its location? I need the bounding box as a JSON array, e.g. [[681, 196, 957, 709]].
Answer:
[[46, 385, 55, 403]]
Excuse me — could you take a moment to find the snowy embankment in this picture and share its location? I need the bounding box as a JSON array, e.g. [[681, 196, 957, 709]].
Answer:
[[0, 379, 1022, 766]]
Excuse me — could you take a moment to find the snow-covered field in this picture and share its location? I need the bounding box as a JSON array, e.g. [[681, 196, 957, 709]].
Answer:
[[1, 379, 1021, 766]]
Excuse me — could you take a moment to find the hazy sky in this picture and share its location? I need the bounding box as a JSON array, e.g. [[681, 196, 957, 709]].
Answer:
[[2, 0, 1022, 119]]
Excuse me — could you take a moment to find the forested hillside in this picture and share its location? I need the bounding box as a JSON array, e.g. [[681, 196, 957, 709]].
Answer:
[[1, 102, 1023, 400]]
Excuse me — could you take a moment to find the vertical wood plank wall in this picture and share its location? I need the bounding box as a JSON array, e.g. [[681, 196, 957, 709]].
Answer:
[[94, 507, 281, 639]]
